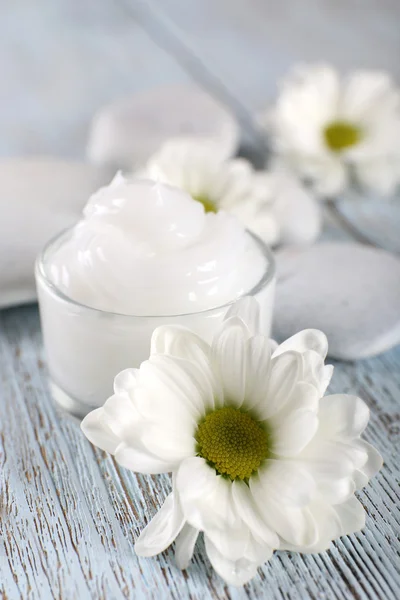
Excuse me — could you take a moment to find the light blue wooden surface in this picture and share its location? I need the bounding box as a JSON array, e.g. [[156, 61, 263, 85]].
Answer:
[[0, 2, 400, 598]]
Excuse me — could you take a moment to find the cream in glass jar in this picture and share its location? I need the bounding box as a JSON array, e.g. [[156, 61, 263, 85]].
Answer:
[[35, 175, 275, 416]]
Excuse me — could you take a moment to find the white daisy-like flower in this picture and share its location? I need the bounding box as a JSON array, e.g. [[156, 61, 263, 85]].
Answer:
[[261, 63, 400, 197], [81, 298, 382, 586], [140, 137, 321, 246]]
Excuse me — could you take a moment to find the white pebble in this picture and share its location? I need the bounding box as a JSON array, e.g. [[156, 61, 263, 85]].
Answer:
[[86, 85, 239, 169], [274, 242, 400, 359]]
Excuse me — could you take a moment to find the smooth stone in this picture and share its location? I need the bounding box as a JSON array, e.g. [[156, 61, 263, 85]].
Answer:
[[86, 84, 239, 169], [0, 157, 110, 309], [273, 242, 400, 360]]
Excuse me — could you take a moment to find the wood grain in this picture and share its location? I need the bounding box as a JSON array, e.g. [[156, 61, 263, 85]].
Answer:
[[1, 302, 400, 598]]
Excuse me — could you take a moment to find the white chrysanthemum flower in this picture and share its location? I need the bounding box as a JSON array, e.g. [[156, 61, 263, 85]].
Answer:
[[261, 64, 400, 197], [81, 298, 382, 586], [140, 137, 321, 246]]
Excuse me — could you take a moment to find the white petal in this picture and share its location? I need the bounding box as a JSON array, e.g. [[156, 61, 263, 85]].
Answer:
[[115, 442, 177, 474], [139, 355, 210, 421], [318, 395, 370, 441], [135, 493, 185, 557], [113, 368, 138, 398], [150, 324, 210, 362], [312, 158, 348, 198], [244, 533, 274, 563], [173, 355, 221, 414], [140, 425, 196, 461], [101, 394, 140, 442], [301, 350, 333, 395], [251, 474, 318, 547], [353, 470, 369, 490], [353, 440, 383, 486], [141, 425, 195, 462], [269, 339, 279, 353], [257, 460, 316, 507], [141, 354, 220, 422], [334, 496, 366, 536], [270, 174, 322, 246], [342, 70, 399, 123], [306, 501, 342, 551], [289, 155, 346, 199], [81, 394, 139, 454], [174, 524, 199, 570], [356, 159, 400, 196], [231, 480, 279, 548], [204, 536, 259, 586], [231, 203, 280, 246], [81, 407, 121, 454], [258, 351, 302, 419], [211, 317, 250, 408], [176, 457, 237, 530], [224, 296, 261, 336], [177, 457, 218, 498], [279, 381, 320, 416], [269, 65, 340, 154], [299, 439, 368, 479], [243, 335, 272, 412], [280, 500, 342, 553], [133, 387, 197, 445], [206, 523, 249, 562], [251, 211, 281, 247], [273, 329, 328, 359], [318, 477, 356, 504], [271, 409, 319, 457], [320, 365, 334, 395], [269, 504, 318, 548]]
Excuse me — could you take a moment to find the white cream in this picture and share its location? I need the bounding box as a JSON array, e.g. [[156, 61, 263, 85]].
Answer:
[[49, 175, 265, 315], [36, 175, 275, 416]]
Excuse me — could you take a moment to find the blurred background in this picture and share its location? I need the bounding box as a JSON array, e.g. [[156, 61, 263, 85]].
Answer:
[[2, 0, 400, 159]]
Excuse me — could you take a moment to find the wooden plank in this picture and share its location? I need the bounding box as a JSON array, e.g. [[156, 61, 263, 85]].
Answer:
[[0, 312, 141, 599], [1, 285, 399, 599]]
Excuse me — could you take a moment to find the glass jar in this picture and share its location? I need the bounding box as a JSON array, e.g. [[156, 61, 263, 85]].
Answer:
[[35, 228, 275, 417]]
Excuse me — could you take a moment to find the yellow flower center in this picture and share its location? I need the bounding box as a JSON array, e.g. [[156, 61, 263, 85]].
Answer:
[[193, 194, 217, 213], [195, 406, 270, 480], [324, 120, 362, 152]]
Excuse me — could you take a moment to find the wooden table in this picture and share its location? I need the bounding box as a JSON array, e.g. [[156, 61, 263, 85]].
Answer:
[[1, 2, 399, 598]]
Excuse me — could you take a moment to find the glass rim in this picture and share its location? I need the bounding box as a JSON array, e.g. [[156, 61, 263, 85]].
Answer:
[[35, 226, 275, 319]]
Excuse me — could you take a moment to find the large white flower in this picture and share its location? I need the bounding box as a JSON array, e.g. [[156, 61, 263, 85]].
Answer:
[[81, 298, 382, 586], [140, 137, 321, 246], [261, 64, 400, 197]]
